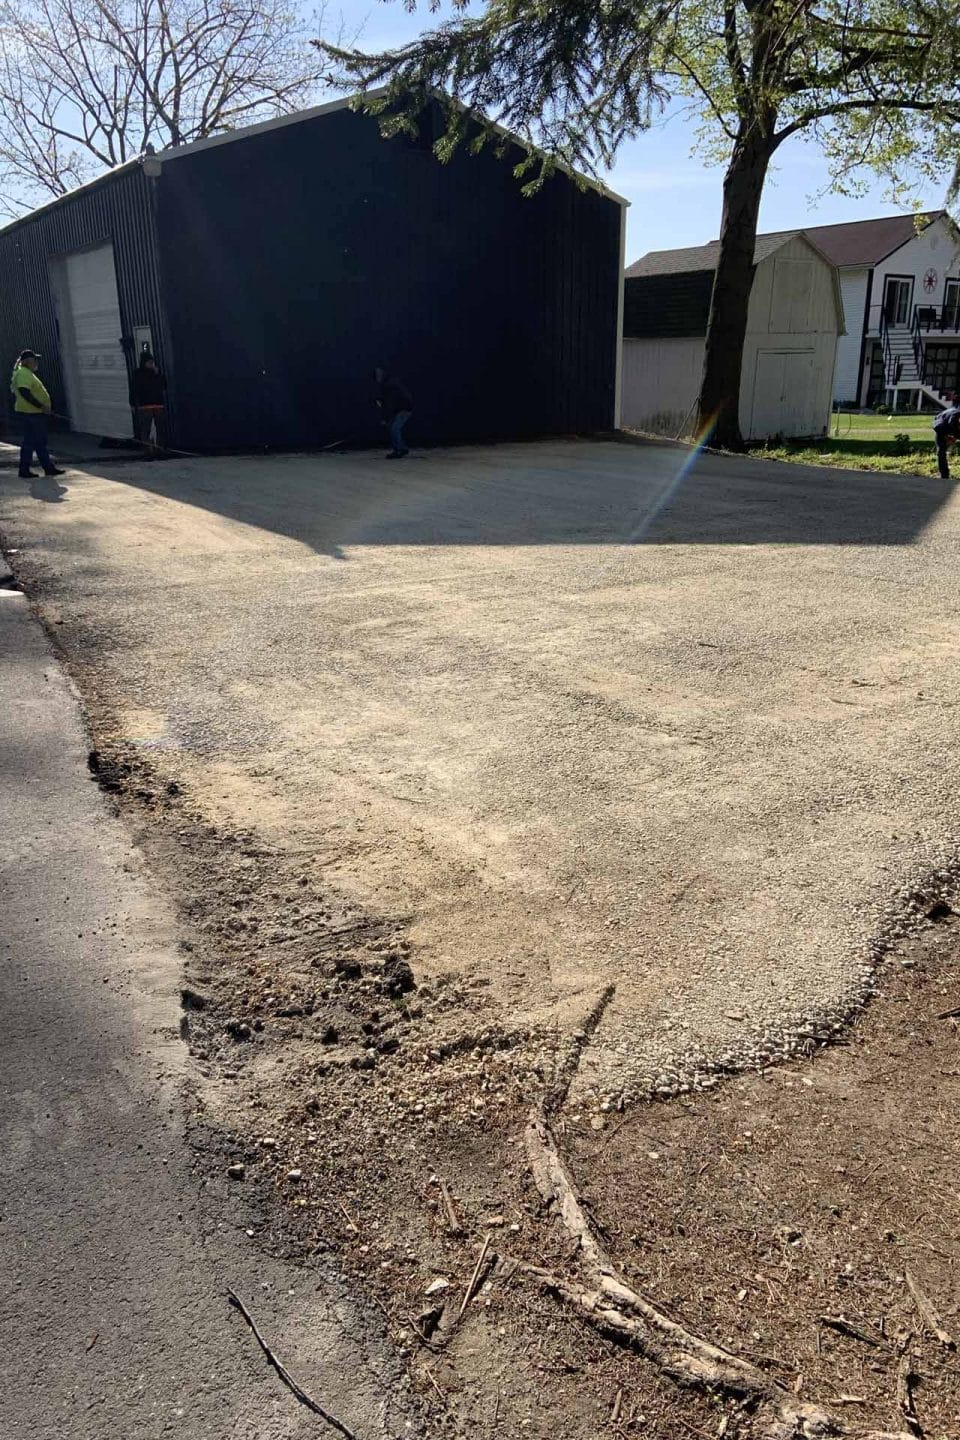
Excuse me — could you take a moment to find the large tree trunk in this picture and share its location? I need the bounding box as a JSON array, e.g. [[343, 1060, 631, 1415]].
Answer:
[[698, 128, 775, 451]]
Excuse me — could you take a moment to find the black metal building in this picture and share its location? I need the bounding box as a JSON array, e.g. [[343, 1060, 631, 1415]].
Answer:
[[0, 98, 625, 452]]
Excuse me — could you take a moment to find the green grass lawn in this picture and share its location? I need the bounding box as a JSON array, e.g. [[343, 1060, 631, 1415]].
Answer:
[[750, 409, 946, 477]]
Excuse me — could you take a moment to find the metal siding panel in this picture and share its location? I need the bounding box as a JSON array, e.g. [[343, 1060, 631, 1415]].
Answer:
[[0, 167, 168, 439], [155, 105, 620, 450]]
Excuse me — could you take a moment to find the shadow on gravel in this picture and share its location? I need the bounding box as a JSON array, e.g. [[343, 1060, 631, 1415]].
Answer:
[[81, 439, 955, 555]]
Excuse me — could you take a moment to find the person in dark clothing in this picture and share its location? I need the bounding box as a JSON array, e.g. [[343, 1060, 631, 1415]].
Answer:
[[129, 353, 166, 450], [933, 404, 960, 479], [10, 349, 65, 479], [374, 366, 413, 458]]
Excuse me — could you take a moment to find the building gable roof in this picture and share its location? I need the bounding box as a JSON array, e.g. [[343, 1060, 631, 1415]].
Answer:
[[798, 211, 946, 266], [0, 91, 628, 240], [627, 212, 950, 283], [624, 231, 844, 339], [626, 230, 802, 279]]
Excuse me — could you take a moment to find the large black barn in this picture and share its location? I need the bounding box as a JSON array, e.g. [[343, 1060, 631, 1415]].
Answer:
[[0, 97, 625, 453]]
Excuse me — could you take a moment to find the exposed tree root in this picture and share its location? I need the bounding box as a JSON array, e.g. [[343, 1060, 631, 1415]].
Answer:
[[523, 1107, 914, 1440]]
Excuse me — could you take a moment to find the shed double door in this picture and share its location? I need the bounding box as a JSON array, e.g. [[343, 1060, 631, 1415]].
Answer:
[[748, 348, 816, 439], [51, 243, 131, 438]]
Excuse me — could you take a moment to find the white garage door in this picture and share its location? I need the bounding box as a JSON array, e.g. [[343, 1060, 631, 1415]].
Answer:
[[748, 349, 815, 440], [60, 244, 131, 438]]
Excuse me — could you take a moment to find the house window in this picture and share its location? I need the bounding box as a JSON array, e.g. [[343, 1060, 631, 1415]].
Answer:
[[944, 278, 960, 330], [883, 275, 913, 327], [923, 343, 960, 397]]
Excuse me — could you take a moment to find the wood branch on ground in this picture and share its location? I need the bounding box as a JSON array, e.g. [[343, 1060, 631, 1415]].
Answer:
[[458, 1233, 494, 1321], [905, 1269, 956, 1349], [896, 1349, 920, 1436], [819, 1315, 891, 1350], [439, 1179, 464, 1236], [523, 1104, 917, 1440], [226, 1288, 361, 1440]]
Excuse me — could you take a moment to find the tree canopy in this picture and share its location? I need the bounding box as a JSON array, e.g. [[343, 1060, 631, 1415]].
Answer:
[[319, 0, 960, 448]]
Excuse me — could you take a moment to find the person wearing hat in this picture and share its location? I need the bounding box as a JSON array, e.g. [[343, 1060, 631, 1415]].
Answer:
[[10, 350, 64, 479]]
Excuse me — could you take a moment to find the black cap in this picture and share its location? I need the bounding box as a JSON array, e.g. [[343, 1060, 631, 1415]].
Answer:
[[18, 348, 40, 360]]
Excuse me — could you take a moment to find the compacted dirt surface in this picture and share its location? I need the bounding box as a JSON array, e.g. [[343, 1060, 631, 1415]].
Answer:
[[3, 438, 960, 1437]]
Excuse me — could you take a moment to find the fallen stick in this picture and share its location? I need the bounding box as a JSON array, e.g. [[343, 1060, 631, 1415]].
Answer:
[[423, 1365, 445, 1402], [820, 1315, 890, 1350], [934, 1005, 960, 1020], [337, 1199, 360, 1234], [439, 1179, 463, 1237], [458, 1233, 493, 1322], [905, 1269, 955, 1349], [227, 1288, 360, 1440]]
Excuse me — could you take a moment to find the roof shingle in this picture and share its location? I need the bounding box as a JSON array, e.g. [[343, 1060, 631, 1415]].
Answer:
[[626, 231, 800, 278], [626, 212, 948, 280]]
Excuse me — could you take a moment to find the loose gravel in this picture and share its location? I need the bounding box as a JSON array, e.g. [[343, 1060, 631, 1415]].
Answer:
[[2, 437, 959, 1106]]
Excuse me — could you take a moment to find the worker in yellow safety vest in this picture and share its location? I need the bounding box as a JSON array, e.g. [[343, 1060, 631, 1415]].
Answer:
[[10, 349, 64, 479]]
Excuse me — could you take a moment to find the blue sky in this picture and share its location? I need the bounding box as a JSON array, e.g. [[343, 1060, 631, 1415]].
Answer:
[[328, 1, 949, 263]]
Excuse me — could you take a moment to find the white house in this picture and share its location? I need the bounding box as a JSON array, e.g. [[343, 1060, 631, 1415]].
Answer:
[[799, 211, 960, 408], [622, 232, 843, 441]]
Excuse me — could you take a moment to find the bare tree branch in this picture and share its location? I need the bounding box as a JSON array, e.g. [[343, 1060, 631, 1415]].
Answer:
[[0, 0, 325, 213]]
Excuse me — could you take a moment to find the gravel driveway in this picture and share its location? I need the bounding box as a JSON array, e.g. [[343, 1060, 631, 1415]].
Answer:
[[3, 437, 958, 1104]]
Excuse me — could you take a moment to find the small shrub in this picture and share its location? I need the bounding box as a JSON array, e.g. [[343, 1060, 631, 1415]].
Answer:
[[892, 432, 913, 455]]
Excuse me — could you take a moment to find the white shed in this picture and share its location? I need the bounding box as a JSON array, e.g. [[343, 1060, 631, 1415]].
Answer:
[[621, 232, 844, 441]]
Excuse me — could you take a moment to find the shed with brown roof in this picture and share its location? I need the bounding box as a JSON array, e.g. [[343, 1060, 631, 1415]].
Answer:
[[622, 231, 843, 441]]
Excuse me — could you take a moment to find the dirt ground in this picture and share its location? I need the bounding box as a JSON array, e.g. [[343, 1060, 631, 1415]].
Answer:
[[48, 750, 960, 1438], [3, 438, 960, 1436]]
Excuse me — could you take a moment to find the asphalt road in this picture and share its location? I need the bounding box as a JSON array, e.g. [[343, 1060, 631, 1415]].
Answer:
[[0, 580, 417, 1439]]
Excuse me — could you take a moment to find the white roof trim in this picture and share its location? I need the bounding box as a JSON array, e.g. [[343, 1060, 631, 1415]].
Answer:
[[150, 89, 379, 164]]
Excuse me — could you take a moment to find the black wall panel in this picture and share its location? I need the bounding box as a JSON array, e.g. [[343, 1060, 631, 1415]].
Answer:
[[154, 106, 621, 450]]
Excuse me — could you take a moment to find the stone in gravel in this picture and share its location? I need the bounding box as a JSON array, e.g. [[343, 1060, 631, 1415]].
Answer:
[[320, 1023, 339, 1045], [180, 986, 208, 1011], [225, 1019, 252, 1041], [333, 955, 363, 980], [381, 955, 415, 998], [286, 1168, 302, 1182], [424, 1277, 449, 1295], [228, 1163, 245, 1179]]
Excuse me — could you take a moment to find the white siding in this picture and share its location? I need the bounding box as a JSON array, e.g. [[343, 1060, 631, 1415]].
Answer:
[[832, 268, 869, 405], [620, 337, 705, 436], [867, 215, 960, 335]]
